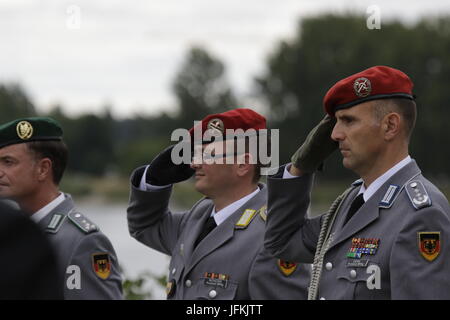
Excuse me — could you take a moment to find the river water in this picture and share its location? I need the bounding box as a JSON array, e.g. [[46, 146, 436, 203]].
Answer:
[[78, 200, 169, 299]]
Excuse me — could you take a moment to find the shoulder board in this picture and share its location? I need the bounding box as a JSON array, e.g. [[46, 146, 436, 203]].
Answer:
[[259, 205, 267, 222], [405, 180, 432, 210], [68, 211, 99, 234], [45, 213, 67, 234], [352, 179, 364, 187], [235, 208, 258, 229]]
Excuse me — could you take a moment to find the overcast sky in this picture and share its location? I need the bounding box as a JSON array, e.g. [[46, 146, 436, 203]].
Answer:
[[2, 0, 449, 118]]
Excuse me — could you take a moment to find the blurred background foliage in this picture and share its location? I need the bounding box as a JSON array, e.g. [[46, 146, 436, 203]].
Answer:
[[1, 13, 450, 205]]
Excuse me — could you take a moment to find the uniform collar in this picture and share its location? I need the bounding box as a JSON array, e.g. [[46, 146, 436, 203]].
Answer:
[[329, 159, 421, 250], [359, 156, 412, 202], [211, 187, 260, 226], [30, 192, 66, 223]]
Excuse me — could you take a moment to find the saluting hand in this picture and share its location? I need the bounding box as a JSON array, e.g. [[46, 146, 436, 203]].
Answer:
[[146, 143, 195, 186], [291, 114, 338, 173]]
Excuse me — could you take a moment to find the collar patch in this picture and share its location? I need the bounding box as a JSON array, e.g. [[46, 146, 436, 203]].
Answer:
[[379, 184, 401, 208]]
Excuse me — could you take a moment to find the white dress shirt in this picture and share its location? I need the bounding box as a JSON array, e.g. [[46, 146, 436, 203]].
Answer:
[[357, 155, 412, 201], [30, 192, 65, 223], [210, 187, 260, 226]]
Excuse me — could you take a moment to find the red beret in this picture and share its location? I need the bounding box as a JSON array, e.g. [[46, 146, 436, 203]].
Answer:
[[189, 108, 266, 143], [324, 66, 415, 116]]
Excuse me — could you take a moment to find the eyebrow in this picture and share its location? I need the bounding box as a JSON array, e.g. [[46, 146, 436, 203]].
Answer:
[[337, 114, 357, 122], [0, 155, 16, 161]]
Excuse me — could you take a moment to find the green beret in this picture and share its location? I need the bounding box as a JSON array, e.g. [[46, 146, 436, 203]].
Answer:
[[0, 117, 63, 149]]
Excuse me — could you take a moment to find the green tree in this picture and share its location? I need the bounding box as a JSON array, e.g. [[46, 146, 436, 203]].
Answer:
[[0, 84, 36, 122], [63, 113, 116, 176], [173, 47, 238, 128]]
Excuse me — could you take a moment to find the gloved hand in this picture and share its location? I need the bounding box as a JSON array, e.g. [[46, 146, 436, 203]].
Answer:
[[291, 114, 338, 173], [146, 143, 195, 186]]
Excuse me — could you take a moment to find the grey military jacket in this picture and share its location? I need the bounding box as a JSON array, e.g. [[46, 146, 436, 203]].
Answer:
[[265, 160, 450, 299], [37, 193, 123, 300], [127, 167, 311, 300]]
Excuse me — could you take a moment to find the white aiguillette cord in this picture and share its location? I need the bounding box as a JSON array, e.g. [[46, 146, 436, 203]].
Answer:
[[308, 186, 356, 300]]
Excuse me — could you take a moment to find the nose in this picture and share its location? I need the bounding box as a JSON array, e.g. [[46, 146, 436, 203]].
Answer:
[[190, 152, 203, 169], [331, 122, 344, 142], [190, 162, 201, 169]]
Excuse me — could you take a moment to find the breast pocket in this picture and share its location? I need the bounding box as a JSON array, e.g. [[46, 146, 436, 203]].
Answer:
[[193, 277, 239, 300], [337, 260, 384, 300]]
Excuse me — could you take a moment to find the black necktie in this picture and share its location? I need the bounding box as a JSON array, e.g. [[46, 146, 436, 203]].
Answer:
[[194, 216, 217, 248], [343, 193, 365, 226]]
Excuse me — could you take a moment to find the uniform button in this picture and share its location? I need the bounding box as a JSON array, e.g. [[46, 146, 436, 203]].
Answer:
[[171, 268, 176, 275], [350, 269, 357, 278], [320, 297, 326, 300], [185, 280, 192, 288], [410, 182, 417, 188], [209, 290, 217, 299], [325, 262, 333, 271]]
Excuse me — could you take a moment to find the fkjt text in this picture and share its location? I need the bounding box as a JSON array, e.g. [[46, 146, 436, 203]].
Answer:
[[228, 305, 262, 317], [186, 304, 263, 317]]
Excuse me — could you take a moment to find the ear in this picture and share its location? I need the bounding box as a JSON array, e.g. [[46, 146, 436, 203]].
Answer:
[[235, 153, 253, 178], [382, 112, 401, 141], [36, 158, 53, 182]]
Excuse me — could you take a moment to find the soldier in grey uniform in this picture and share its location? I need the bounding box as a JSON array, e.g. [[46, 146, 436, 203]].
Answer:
[[127, 108, 311, 300], [0, 117, 123, 299], [264, 66, 450, 299]]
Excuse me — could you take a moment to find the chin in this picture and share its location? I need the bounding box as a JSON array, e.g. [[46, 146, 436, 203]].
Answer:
[[342, 158, 354, 170], [0, 189, 10, 198], [193, 182, 206, 194]]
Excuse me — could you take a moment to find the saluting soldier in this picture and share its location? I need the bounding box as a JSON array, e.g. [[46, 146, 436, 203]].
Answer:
[[264, 66, 450, 299], [0, 117, 123, 299], [127, 108, 311, 300]]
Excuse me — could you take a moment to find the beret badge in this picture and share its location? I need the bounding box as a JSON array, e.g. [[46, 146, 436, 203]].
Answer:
[[353, 77, 372, 97], [16, 121, 34, 140], [207, 118, 224, 134]]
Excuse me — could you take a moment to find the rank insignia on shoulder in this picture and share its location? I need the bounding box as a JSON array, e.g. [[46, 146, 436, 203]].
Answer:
[[235, 209, 257, 229], [45, 213, 66, 234], [379, 184, 401, 208], [405, 180, 432, 210], [277, 259, 298, 276], [68, 211, 98, 234], [418, 232, 440, 262], [92, 253, 111, 279], [258, 205, 267, 222]]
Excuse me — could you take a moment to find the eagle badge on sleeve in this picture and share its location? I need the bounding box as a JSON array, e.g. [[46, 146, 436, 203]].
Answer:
[[92, 253, 111, 279], [418, 232, 440, 262], [277, 259, 298, 276]]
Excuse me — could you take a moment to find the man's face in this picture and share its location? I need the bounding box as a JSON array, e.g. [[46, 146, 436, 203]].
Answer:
[[190, 141, 239, 198], [0, 143, 39, 201], [331, 101, 384, 176]]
